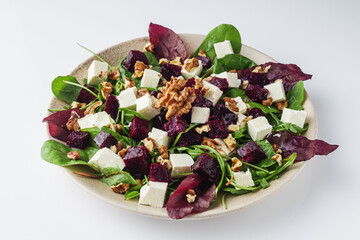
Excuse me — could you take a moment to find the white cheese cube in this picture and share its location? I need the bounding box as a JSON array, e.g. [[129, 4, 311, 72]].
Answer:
[[217, 72, 241, 88], [247, 116, 272, 141], [139, 181, 168, 208], [237, 113, 247, 125], [281, 108, 307, 128], [136, 93, 160, 120], [191, 107, 210, 124], [140, 69, 161, 89], [169, 154, 194, 177], [264, 81, 286, 103], [78, 112, 115, 129], [181, 59, 203, 80], [203, 81, 223, 106], [77, 114, 95, 129], [214, 138, 232, 156], [117, 87, 137, 109], [87, 60, 108, 85], [233, 169, 255, 190], [148, 127, 171, 147], [225, 96, 247, 114], [214, 40, 234, 59], [88, 148, 125, 171]]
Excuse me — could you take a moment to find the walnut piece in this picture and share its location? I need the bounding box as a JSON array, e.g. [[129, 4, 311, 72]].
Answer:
[[223, 97, 239, 112], [143, 137, 157, 153], [110, 141, 123, 154], [71, 101, 86, 109], [118, 145, 130, 158], [84, 101, 103, 115], [101, 81, 114, 100], [239, 115, 253, 128], [144, 42, 155, 53], [201, 137, 219, 149], [111, 183, 130, 194], [125, 78, 136, 89], [183, 58, 199, 72], [231, 157, 242, 172], [240, 80, 249, 90], [186, 189, 197, 203], [198, 49, 207, 57], [275, 100, 288, 111], [228, 124, 240, 132], [132, 61, 149, 78], [195, 124, 210, 134], [158, 145, 169, 159], [252, 65, 271, 74], [272, 154, 283, 166], [159, 58, 170, 65], [170, 57, 182, 67], [137, 88, 150, 98], [262, 97, 273, 107], [66, 110, 80, 131], [108, 67, 120, 80], [67, 151, 81, 160], [224, 134, 236, 152]]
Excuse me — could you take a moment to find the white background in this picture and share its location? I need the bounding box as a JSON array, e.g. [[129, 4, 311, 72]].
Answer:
[[1, 0, 358, 239]]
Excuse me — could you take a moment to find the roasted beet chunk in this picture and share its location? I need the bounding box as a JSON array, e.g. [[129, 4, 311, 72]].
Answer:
[[207, 119, 229, 139], [129, 116, 150, 141], [94, 131, 118, 149], [122, 50, 148, 72], [246, 107, 265, 118], [164, 116, 188, 137], [249, 72, 269, 87], [152, 111, 168, 130], [237, 141, 266, 164], [210, 104, 238, 125], [185, 78, 196, 87], [66, 131, 90, 149], [193, 89, 213, 108], [103, 95, 119, 120], [76, 86, 98, 104], [177, 129, 202, 147], [149, 163, 172, 183], [245, 84, 269, 102], [123, 145, 151, 175], [161, 63, 182, 81], [208, 77, 229, 91], [196, 56, 211, 69], [237, 68, 253, 80], [191, 153, 221, 183]]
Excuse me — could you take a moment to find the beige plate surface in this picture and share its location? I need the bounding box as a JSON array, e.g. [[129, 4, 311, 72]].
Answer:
[[48, 34, 318, 220]]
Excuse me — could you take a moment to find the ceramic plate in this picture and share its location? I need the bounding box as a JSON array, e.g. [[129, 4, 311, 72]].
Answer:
[[48, 34, 318, 219]]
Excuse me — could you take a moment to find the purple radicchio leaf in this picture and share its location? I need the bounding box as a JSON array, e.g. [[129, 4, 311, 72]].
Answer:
[[148, 23, 187, 61], [166, 173, 216, 219], [266, 131, 338, 162]]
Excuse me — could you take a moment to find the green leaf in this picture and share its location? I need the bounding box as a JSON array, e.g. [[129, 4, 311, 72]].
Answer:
[[287, 81, 304, 110], [256, 140, 276, 168], [100, 170, 138, 186], [81, 127, 101, 148], [259, 178, 270, 189], [273, 122, 309, 135], [118, 57, 142, 87], [222, 187, 250, 195], [101, 126, 137, 147], [144, 52, 160, 67], [233, 126, 248, 139], [192, 24, 242, 59], [125, 185, 142, 200], [265, 153, 297, 180], [51, 76, 82, 104], [213, 54, 257, 74]]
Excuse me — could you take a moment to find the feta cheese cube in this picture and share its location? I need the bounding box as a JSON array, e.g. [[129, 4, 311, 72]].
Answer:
[[237, 113, 247, 125], [217, 71, 241, 88], [233, 169, 255, 190], [169, 154, 194, 177], [140, 69, 161, 89], [191, 107, 210, 124], [264, 81, 286, 103], [87, 60, 108, 85], [225, 96, 247, 114], [136, 93, 160, 120], [117, 87, 137, 109], [247, 116, 272, 141], [181, 59, 203, 80], [139, 181, 168, 208], [203, 81, 223, 106], [88, 148, 125, 171], [148, 127, 171, 147], [281, 108, 307, 128], [214, 138, 232, 156], [78, 112, 115, 129], [214, 40, 234, 59]]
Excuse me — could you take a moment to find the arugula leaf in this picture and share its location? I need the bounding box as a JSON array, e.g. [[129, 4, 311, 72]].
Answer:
[[101, 126, 137, 147], [124, 186, 142, 200], [287, 81, 304, 110], [192, 24, 242, 59], [213, 54, 257, 74], [51, 76, 82, 104], [222, 187, 250, 195], [256, 140, 276, 168], [144, 52, 160, 67], [273, 122, 309, 135], [233, 126, 249, 139], [259, 178, 270, 189]]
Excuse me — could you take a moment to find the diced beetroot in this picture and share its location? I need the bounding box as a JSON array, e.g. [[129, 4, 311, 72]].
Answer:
[[246, 107, 265, 118], [193, 89, 213, 108], [196, 56, 211, 69], [191, 153, 221, 183], [164, 116, 188, 137], [103, 94, 119, 120], [149, 163, 172, 183], [210, 104, 238, 125], [94, 131, 118, 149], [208, 77, 229, 91], [249, 72, 269, 87], [177, 129, 202, 147], [129, 115, 150, 141], [166, 173, 215, 219], [76, 86, 99, 104], [237, 141, 266, 164], [151, 90, 161, 98], [237, 68, 253, 80], [185, 78, 195, 87], [152, 111, 168, 130], [161, 63, 182, 81], [245, 84, 269, 102], [43, 109, 84, 142], [66, 130, 90, 149], [122, 50, 149, 72], [207, 119, 229, 139], [123, 145, 151, 175]]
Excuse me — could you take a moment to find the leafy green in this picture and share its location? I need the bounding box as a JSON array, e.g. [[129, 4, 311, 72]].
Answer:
[[101, 126, 137, 147], [273, 122, 309, 135], [192, 24, 242, 59], [100, 171, 138, 186], [259, 178, 270, 188], [233, 126, 248, 139], [286, 81, 304, 110], [171, 124, 198, 147], [77, 43, 114, 71], [51, 76, 82, 104], [264, 153, 297, 181], [222, 187, 250, 195], [213, 54, 257, 74], [144, 52, 160, 67], [124, 185, 142, 200], [256, 140, 276, 168]]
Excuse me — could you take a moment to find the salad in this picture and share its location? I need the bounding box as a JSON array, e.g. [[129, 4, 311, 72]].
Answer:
[[41, 23, 338, 219]]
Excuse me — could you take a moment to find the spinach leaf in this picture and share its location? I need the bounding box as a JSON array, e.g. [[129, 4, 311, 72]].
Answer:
[[125, 185, 142, 200], [192, 24, 242, 59], [213, 54, 257, 74], [287, 81, 304, 110], [51, 76, 82, 104], [100, 170, 138, 186], [101, 126, 137, 147], [81, 127, 101, 148], [273, 122, 309, 135], [256, 140, 276, 168], [144, 52, 160, 67], [266, 112, 282, 126]]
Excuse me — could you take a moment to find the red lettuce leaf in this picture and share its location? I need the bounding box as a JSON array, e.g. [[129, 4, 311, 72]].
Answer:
[[166, 173, 215, 219], [267, 131, 338, 162], [148, 23, 187, 61], [43, 109, 84, 142]]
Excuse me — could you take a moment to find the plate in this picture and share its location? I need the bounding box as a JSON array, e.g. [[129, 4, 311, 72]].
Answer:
[[48, 34, 318, 219]]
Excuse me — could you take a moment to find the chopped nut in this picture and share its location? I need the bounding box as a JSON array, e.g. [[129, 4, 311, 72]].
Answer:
[[272, 154, 283, 166], [223, 97, 239, 112], [194, 77, 204, 90], [272, 144, 279, 152], [203, 76, 213, 82], [143, 137, 157, 153], [132, 61, 149, 78], [252, 65, 271, 74], [98, 70, 107, 79], [110, 141, 123, 154], [144, 42, 155, 53], [231, 157, 242, 172], [135, 179, 142, 186], [239, 115, 253, 128], [224, 134, 236, 152], [228, 124, 240, 132], [113, 124, 122, 133], [111, 183, 130, 194], [71, 101, 86, 109], [229, 69, 237, 73], [137, 88, 150, 98], [66, 110, 80, 131], [274, 78, 283, 83], [275, 100, 288, 111], [161, 159, 172, 171], [183, 57, 199, 72], [110, 145, 118, 154], [240, 80, 249, 89], [262, 97, 273, 107], [125, 78, 136, 89], [118, 145, 130, 158], [195, 124, 210, 134], [158, 145, 169, 159], [159, 58, 170, 65], [160, 78, 168, 86], [276, 148, 282, 155], [101, 81, 114, 100], [201, 137, 219, 149], [198, 49, 207, 57], [67, 151, 81, 160], [108, 67, 120, 80], [84, 101, 103, 115], [156, 156, 164, 163], [245, 103, 251, 109], [186, 189, 197, 203], [170, 57, 182, 66]]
